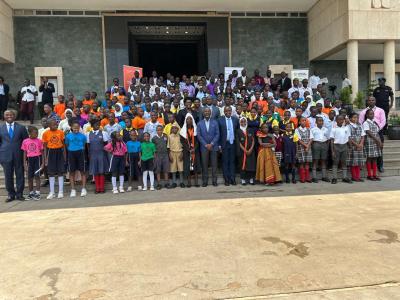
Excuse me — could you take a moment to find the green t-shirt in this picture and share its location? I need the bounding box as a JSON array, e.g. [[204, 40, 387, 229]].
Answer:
[[141, 141, 156, 161]]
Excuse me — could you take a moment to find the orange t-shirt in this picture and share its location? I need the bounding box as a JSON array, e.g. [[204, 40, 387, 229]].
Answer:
[[54, 103, 66, 117], [132, 116, 146, 130], [82, 99, 94, 107], [100, 118, 110, 128], [290, 117, 310, 129], [322, 107, 332, 115], [42, 129, 65, 149], [276, 108, 286, 118]]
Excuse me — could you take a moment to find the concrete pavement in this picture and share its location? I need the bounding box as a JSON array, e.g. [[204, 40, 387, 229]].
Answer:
[[1, 183, 400, 299]]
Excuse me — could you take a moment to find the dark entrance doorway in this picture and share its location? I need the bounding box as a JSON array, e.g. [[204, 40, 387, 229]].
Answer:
[[129, 23, 208, 77]]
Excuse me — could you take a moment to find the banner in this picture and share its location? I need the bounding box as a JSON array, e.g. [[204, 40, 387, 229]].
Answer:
[[290, 69, 309, 82], [224, 67, 244, 80], [123, 65, 143, 91]]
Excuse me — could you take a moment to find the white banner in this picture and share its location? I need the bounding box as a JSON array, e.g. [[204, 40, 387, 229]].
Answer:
[[291, 69, 309, 82], [224, 67, 244, 80]]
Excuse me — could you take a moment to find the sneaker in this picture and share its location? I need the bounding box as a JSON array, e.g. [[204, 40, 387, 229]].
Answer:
[[137, 185, 142, 191], [156, 184, 162, 190], [150, 186, 155, 191], [70, 189, 77, 198], [331, 178, 337, 184], [119, 187, 125, 193], [113, 188, 119, 194], [57, 192, 64, 199], [321, 177, 330, 182], [33, 192, 41, 201], [27, 192, 35, 200], [342, 178, 353, 184], [81, 188, 87, 197], [249, 179, 255, 185], [142, 186, 148, 191], [46, 193, 55, 200], [127, 186, 132, 192]]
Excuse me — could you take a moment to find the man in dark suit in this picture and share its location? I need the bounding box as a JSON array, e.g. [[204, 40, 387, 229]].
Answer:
[[0, 110, 28, 202], [218, 106, 239, 185], [176, 98, 199, 127], [199, 97, 220, 120], [0, 76, 10, 120], [39, 77, 55, 117], [197, 107, 220, 187], [279, 71, 292, 91]]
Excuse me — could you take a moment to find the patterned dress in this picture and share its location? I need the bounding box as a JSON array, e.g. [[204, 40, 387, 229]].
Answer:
[[347, 123, 366, 166], [296, 127, 313, 163], [364, 119, 382, 158]]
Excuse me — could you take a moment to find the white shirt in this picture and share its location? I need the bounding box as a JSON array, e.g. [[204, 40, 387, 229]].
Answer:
[[204, 118, 210, 131], [143, 121, 160, 139], [311, 126, 329, 142], [86, 130, 109, 143], [299, 86, 313, 98], [309, 75, 320, 89], [6, 122, 14, 134], [0, 84, 4, 95], [363, 119, 377, 132], [21, 85, 37, 102], [295, 126, 314, 140], [330, 125, 350, 144], [38, 127, 49, 140], [288, 108, 296, 118], [288, 86, 300, 98], [342, 78, 352, 89]]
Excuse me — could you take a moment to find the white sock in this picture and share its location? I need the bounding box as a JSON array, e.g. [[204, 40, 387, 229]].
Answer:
[[149, 171, 154, 186], [49, 177, 55, 194], [58, 176, 64, 193], [112, 176, 117, 189], [119, 175, 124, 188], [142, 171, 148, 187]]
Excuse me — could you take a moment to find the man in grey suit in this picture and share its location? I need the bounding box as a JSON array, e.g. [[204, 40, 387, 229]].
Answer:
[[0, 110, 28, 202], [199, 97, 220, 120]]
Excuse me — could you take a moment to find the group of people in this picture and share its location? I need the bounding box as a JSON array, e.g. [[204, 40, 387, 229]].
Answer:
[[0, 68, 392, 202]]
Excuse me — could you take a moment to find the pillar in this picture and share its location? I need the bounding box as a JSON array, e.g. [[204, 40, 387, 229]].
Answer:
[[347, 40, 358, 99], [384, 40, 396, 109]]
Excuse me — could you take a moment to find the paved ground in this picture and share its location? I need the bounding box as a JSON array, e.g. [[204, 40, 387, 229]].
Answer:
[[0, 178, 400, 299]]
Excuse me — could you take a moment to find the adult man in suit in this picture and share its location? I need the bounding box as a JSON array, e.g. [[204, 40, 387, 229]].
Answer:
[[197, 107, 220, 187], [218, 106, 239, 186], [199, 96, 220, 120], [0, 110, 28, 202], [39, 77, 55, 116], [0, 76, 10, 120], [279, 71, 292, 92]]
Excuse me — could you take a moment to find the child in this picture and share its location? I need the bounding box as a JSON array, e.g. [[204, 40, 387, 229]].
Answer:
[[272, 125, 283, 167], [65, 121, 88, 197], [104, 131, 127, 193], [126, 130, 142, 191], [282, 122, 298, 184], [237, 117, 256, 185], [87, 119, 109, 194], [295, 117, 313, 183], [180, 114, 201, 187], [54, 95, 66, 117], [363, 109, 383, 181], [141, 132, 156, 191], [256, 123, 282, 185], [168, 122, 184, 188], [310, 117, 330, 182], [347, 113, 366, 182], [21, 126, 44, 200], [330, 115, 352, 184], [120, 118, 134, 143], [152, 125, 170, 189], [42, 119, 66, 199]]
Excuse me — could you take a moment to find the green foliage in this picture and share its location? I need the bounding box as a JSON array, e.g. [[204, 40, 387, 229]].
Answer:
[[339, 87, 352, 105], [365, 80, 378, 96], [354, 91, 365, 109], [388, 114, 400, 126]]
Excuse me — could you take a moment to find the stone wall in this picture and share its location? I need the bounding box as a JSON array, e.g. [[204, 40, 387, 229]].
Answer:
[[0, 0, 14, 63], [0, 17, 104, 99], [231, 18, 309, 73]]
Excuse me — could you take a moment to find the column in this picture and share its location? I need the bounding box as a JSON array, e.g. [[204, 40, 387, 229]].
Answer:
[[347, 40, 358, 99], [384, 40, 396, 109]]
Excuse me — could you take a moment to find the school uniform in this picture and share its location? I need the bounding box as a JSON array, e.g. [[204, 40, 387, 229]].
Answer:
[[311, 126, 329, 160], [65, 132, 87, 172], [152, 134, 170, 173], [295, 127, 313, 163], [21, 138, 43, 179], [180, 129, 201, 177], [126, 140, 141, 178], [104, 141, 127, 176], [42, 129, 65, 176], [168, 133, 183, 173], [347, 123, 366, 166], [330, 124, 351, 180], [273, 133, 283, 166], [141, 141, 156, 171], [236, 129, 256, 180], [87, 130, 109, 175], [282, 132, 297, 165], [363, 119, 382, 158]]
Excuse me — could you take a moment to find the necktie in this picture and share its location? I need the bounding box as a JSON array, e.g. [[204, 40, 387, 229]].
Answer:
[[8, 124, 13, 139], [228, 118, 234, 144]]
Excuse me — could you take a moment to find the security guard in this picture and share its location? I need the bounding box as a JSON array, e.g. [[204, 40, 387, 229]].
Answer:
[[372, 77, 394, 173]]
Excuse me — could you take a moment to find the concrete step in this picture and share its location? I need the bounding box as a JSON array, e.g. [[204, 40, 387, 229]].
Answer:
[[382, 151, 400, 158]]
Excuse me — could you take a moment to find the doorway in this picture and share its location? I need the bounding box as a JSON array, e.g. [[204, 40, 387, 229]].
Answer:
[[129, 23, 208, 77]]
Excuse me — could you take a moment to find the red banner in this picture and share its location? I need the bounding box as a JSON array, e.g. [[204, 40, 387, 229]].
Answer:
[[123, 65, 143, 91]]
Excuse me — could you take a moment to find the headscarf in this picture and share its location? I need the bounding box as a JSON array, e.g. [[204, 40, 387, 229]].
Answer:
[[114, 103, 123, 117], [239, 117, 247, 133], [180, 113, 197, 138]]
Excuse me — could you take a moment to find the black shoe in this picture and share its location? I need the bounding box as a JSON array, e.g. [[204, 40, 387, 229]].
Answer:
[[291, 179, 297, 184], [224, 181, 230, 186], [171, 183, 177, 188], [312, 178, 319, 183], [180, 183, 185, 188], [331, 178, 337, 184], [202, 183, 208, 187], [374, 176, 381, 181], [186, 183, 191, 188], [5, 196, 15, 203], [356, 178, 365, 182], [285, 178, 290, 184], [342, 178, 353, 184], [164, 183, 171, 189], [156, 184, 162, 190], [367, 176, 376, 181], [378, 167, 385, 173], [212, 182, 218, 187], [231, 180, 237, 186], [16, 196, 25, 201], [321, 177, 330, 182]]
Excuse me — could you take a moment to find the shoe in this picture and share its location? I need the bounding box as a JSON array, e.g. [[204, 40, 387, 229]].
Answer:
[[119, 187, 125, 193], [127, 186, 132, 192], [171, 183, 177, 188], [150, 186, 155, 191], [378, 167, 384, 173], [285, 178, 290, 184], [180, 183, 185, 188], [57, 192, 64, 199], [249, 179, 255, 185], [142, 186, 148, 191], [164, 183, 171, 189], [195, 184, 201, 187], [342, 178, 353, 184], [70, 189, 77, 198], [224, 181, 230, 186], [46, 193, 55, 200], [81, 188, 87, 197], [156, 184, 162, 190], [16, 195, 25, 201], [367, 176, 376, 181], [321, 177, 330, 182], [312, 178, 319, 183], [356, 178, 364, 182], [137, 185, 142, 190], [374, 176, 381, 181], [33, 192, 41, 201], [5, 196, 15, 203], [241, 180, 247, 186], [212, 182, 218, 187], [113, 188, 119, 194], [331, 179, 337, 184], [306, 179, 312, 183], [291, 179, 297, 184], [231, 180, 237, 186], [202, 183, 208, 187], [27, 192, 35, 200], [186, 183, 192, 188]]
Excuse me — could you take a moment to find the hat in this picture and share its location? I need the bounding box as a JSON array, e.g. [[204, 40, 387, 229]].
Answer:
[[171, 122, 180, 129]]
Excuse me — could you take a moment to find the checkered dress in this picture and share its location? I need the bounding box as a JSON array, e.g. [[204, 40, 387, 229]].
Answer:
[[274, 151, 282, 166], [347, 124, 366, 166], [296, 128, 313, 163], [364, 120, 382, 158]]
